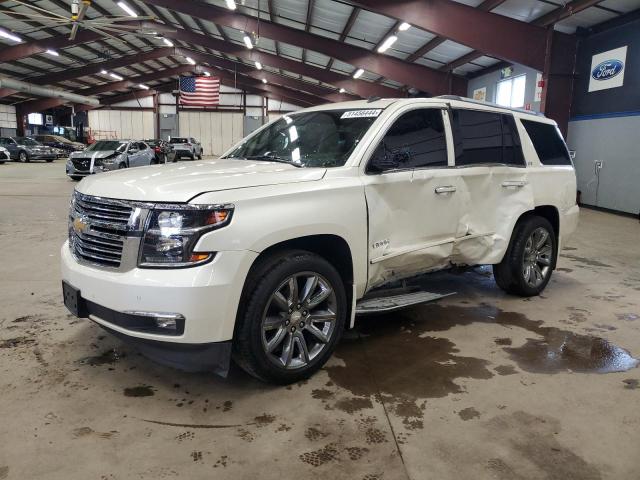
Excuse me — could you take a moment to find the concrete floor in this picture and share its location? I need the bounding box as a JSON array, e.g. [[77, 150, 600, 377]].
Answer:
[[1, 160, 639, 480]]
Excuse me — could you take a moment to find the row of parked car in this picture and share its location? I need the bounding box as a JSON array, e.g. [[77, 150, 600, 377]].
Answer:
[[0, 135, 204, 175]]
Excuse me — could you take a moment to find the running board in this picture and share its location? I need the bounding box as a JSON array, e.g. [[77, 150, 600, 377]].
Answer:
[[355, 291, 455, 315]]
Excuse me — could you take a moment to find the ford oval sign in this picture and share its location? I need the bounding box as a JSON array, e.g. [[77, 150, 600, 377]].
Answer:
[[591, 59, 624, 81]]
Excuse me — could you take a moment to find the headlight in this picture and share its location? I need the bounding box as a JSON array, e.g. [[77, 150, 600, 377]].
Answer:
[[139, 205, 233, 268]]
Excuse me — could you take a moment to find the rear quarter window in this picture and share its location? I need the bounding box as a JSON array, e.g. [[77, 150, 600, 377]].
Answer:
[[521, 120, 571, 166]]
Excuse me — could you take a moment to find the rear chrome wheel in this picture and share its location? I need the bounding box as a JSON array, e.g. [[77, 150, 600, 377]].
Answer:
[[261, 272, 337, 370], [493, 215, 557, 297], [18, 151, 28, 163], [522, 227, 553, 289]]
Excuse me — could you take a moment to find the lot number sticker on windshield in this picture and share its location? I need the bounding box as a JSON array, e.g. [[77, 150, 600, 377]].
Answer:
[[341, 109, 382, 119]]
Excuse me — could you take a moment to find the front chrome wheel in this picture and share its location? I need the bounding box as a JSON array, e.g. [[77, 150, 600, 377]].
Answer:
[[522, 226, 553, 288], [261, 272, 337, 370]]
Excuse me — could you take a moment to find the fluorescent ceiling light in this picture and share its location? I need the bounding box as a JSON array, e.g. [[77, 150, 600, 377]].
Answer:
[[138, 84, 149, 90], [398, 22, 411, 31], [109, 72, 124, 80], [0, 29, 22, 43], [100, 69, 108, 75], [353, 68, 364, 79], [117, 1, 137, 17], [225, 0, 236, 10], [162, 38, 174, 47], [255, 61, 262, 70], [203, 71, 211, 76], [243, 35, 253, 49], [339, 88, 346, 93], [45, 49, 59, 57], [377, 35, 398, 53], [185, 56, 196, 65], [262, 78, 267, 84]]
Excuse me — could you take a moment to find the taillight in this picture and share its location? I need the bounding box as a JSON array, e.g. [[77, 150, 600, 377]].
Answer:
[[154, 146, 161, 152]]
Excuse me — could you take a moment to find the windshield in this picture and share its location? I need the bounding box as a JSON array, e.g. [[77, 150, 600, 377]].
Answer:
[[16, 137, 40, 146], [223, 109, 381, 168], [170, 138, 188, 144], [52, 135, 72, 144], [86, 141, 127, 152]]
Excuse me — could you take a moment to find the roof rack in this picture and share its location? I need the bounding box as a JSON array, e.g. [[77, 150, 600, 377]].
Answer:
[[435, 95, 545, 117]]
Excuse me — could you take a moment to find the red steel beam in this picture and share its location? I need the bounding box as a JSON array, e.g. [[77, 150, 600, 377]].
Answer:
[[174, 48, 353, 102], [0, 20, 168, 64], [349, 0, 548, 71], [164, 29, 399, 99], [405, 0, 507, 64], [141, 0, 466, 95]]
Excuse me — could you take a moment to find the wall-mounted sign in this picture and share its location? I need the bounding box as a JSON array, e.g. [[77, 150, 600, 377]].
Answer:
[[534, 72, 543, 102], [45, 115, 53, 125], [588, 46, 627, 92], [472, 87, 487, 102], [500, 66, 513, 79]]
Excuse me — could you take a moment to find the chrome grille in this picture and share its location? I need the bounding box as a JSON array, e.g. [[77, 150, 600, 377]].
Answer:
[[70, 230, 124, 267], [74, 193, 133, 227], [72, 158, 91, 171], [69, 192, 149, 269]]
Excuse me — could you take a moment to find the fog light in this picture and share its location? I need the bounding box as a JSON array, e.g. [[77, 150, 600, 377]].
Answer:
[[155, 317, 177, 330]]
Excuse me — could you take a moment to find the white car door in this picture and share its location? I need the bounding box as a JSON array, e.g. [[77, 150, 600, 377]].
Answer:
[[449, 108, 534, 266], [361, 105, 463, 290]]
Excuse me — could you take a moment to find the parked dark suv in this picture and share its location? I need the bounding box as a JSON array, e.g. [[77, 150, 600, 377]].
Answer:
[[31, 134, 85, 156], [143, 139, 176, 163]]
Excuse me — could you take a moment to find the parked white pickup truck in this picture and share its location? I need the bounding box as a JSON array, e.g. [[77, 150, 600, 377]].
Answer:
[[61, 97, 579, 384]]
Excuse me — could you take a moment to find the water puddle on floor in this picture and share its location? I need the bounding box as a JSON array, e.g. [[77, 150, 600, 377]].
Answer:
[[327, 304, 639, 400]]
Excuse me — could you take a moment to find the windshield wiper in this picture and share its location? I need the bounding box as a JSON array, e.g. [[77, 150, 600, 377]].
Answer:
[[243, 154, 303, 167]]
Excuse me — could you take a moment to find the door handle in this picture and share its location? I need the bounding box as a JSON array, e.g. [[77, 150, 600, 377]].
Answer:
[[501, 180, 527, 188], [435, 185, 457, 194]]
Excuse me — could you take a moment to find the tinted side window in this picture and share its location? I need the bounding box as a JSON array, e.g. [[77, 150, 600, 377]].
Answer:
[[521, 120, 571, 166], [370, 109, 447, 171], [452, 109, 525, 166], [501, 115, 525, 166]]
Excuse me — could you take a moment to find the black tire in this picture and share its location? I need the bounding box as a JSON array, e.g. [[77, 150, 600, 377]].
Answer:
[[493, 215, 557, 297], [18, 151, 29, 163], [69, 175, 82, 181], [119, 162, 127, 169], [197, 152, 203, 159], [46, 159, 55, 163], [233, 250, 347, 384]]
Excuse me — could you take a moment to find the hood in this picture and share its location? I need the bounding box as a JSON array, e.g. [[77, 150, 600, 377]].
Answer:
[[70, 150, 121, 159], [76, 158, 327, 202]]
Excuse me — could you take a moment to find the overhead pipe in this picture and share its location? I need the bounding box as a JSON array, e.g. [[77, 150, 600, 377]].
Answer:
[[0, 76, 100, 107]]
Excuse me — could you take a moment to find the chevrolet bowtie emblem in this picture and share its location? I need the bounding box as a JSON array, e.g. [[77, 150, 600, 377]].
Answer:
[[73, 217, 87, 233]]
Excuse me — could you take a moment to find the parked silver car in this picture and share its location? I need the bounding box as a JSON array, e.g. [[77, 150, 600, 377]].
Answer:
[[0, 136, 58, 162], [169, 137, 203, 160], [66, 140, 156, 181]]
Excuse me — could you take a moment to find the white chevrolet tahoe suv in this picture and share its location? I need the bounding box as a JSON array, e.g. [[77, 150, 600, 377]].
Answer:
[[61, 97, 579, 384]]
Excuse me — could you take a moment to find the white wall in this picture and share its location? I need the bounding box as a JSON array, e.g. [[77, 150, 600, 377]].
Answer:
[[467, 63, 542, 112], [88, 109, 155, 140], [0, 104, 17, 130], [179, 111, 245, 156]]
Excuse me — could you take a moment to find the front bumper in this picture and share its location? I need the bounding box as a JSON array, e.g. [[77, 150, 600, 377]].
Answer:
[[61, 242, 257, 345]]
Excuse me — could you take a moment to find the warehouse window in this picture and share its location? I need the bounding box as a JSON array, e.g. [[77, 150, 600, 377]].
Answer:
[[496, 75, 526, 109], [369, 108, 447, 171], [521, 120, 571, 166], [452, 109, 524, 166]]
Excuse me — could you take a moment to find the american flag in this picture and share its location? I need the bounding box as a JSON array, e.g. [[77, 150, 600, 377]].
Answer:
[[179, 75, 220, 106]]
